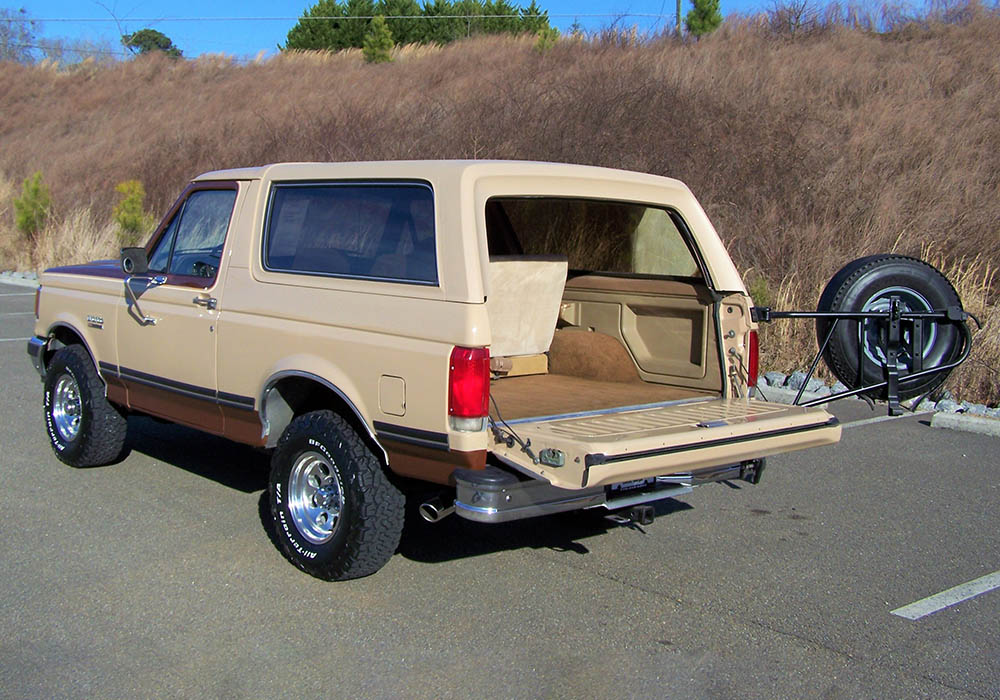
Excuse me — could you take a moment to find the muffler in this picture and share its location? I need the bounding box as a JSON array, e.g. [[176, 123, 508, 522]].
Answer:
[[419, 497, 455, 523]]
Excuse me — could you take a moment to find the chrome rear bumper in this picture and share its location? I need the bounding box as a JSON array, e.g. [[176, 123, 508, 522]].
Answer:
[[452, 460, 765, 524]]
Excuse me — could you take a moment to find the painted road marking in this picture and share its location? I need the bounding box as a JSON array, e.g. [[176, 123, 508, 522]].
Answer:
[[0, 312, 34, 316], [0, 293, 35, 297], [891, 570, 1000, 620], [843, 411, 934, 429], [0, 337, 30, 343]]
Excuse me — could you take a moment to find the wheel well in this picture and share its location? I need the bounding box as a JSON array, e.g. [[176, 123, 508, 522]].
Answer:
[[44, 325, 87, 367], [263, 375, 384, 460]]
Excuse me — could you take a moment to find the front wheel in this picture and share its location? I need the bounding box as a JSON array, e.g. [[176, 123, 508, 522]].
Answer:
[[43, 344, 128, 467], [268, 410, 404, 580]]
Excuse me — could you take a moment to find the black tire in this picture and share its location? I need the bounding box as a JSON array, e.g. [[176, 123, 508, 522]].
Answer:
[[816, 255, 963, 400], [268, 410, 404, 581], [43, 344, 128, 467]]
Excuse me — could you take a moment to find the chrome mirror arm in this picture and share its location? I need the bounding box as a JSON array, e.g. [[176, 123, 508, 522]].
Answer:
[[124, 275, 166, 326]]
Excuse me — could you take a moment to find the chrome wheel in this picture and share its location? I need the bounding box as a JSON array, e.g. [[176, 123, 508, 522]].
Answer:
[[859, 285, 936, 371], [51, 372, 82, 443], [287, 451, 343, 545]]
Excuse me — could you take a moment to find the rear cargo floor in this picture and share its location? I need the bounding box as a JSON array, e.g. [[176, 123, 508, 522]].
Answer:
[[489, 374, 708, 422]]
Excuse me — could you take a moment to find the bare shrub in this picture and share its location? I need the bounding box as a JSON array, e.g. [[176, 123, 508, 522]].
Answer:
[[766, 0, 825, 36], [32, 209, 119, 271]]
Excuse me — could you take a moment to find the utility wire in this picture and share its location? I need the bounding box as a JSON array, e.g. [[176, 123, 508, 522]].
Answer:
[[4, 41, 129, 58], [3, 13, 671, 23]]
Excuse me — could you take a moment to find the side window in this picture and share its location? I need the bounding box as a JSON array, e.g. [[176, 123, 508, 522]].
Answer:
[[147, 188, 237, 280], [264, 182, 437, 284], [631, 208, 701, 278], [147, 213, 180, 273], [487, 197, 702, 279]]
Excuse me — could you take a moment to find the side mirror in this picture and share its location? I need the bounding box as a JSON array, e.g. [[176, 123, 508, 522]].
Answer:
[[121, 247, 149, 275]]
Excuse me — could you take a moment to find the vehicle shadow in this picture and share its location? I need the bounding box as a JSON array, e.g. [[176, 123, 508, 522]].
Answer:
[[123, 416, 695, 566], [124, 416, 269, 493], [395, 495, 693, 564]]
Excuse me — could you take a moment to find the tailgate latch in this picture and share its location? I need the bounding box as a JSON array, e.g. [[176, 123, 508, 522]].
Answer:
[[538, 448, 565, 468]]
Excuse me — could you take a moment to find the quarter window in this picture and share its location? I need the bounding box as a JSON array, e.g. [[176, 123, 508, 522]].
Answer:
[[264, 182, 437, 284], [486, 197, 702, 279]]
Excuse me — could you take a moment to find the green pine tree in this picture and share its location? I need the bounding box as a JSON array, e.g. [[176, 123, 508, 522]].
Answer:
[[378, 0, 422, 45], [122, 28, 183, 57], [363, 15, 395, 63], [685, 0, 723, 37]]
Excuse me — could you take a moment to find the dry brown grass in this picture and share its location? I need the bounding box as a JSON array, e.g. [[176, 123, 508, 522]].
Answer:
[[1, 10, 997, 402]]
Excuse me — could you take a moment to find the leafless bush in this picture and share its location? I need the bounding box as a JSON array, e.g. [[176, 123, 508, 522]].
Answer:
[[766, 0, 826, 36]]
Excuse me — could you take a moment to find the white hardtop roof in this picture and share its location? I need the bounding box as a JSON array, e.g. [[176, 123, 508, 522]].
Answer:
[[193, 160, 745, 293], [193, 160, 689, 191]]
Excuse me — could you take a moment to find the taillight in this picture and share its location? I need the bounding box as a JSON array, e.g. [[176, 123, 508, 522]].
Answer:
[[34, 286, 40, 320], [448, 346, 489, 420], [747, 330, 759, 388]]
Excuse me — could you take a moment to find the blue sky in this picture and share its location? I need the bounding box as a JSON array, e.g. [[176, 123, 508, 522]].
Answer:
[[15, 0, 769, 58]]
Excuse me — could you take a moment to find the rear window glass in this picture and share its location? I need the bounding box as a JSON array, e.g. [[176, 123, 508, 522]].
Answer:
[[264, 182, 437, 284], [486, 197, 701, 279]]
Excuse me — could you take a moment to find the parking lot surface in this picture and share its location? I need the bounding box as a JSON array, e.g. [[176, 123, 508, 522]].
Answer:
[[1, 280, 997, 699]]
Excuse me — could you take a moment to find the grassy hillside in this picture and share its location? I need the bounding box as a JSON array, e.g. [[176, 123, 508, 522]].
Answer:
[[1, 12, 997, 403]]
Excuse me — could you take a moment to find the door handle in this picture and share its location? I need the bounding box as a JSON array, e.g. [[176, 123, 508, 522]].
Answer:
[[192, 296, 217, 310]]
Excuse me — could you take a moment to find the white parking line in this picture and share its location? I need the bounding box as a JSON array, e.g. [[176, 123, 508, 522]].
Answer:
[[0, 312, 34, 316], [0, 337, 30, 343], [891, 570, 1000, 620], [0, 293, 35, 297]]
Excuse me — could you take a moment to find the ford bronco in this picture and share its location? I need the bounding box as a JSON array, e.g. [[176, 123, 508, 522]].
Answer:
[[28, 161, 848, 580]]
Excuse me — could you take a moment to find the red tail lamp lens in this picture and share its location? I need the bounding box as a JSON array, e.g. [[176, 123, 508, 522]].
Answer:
[[748, 330, 759, 388], [448, 346, 490, 418], [34, 287, 40, 320]]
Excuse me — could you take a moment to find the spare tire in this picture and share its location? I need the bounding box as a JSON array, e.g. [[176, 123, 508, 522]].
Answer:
[[816, 255, 963, 400]]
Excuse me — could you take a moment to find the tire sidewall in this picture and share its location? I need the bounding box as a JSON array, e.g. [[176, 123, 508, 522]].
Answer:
[[43, 349, 90, 463], [820, 257, 962, 397], [269, 426, 360, 574]]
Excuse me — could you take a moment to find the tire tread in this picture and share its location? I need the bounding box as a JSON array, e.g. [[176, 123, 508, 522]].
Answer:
[[270, 410, 404, 581], [45, 344, 128, 467], [817, 255, 961, 399]]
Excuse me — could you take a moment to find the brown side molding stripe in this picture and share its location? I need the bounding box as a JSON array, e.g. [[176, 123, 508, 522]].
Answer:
[[217, 391, 257, 410], [373, 421, 449, 451], [99, 363, 256, 411]]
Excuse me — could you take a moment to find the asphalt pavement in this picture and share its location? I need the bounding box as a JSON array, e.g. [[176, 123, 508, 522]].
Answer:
[[1, 280, 997, 699]]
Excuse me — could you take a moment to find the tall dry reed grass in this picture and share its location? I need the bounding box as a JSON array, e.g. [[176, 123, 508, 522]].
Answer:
[[1, 9, 997, 402]]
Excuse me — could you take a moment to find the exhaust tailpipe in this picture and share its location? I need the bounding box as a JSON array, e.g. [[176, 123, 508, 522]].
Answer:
[[419, 497, 455, 523]]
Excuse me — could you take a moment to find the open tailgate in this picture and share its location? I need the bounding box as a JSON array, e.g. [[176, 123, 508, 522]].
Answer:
[[490, 398, 841, 489]]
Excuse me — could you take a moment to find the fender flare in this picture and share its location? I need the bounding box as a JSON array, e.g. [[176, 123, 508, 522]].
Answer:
[[259, 370, 388, 462]]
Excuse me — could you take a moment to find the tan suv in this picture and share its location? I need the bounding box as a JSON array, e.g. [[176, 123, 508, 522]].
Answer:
[[27, 161, 841, 580]]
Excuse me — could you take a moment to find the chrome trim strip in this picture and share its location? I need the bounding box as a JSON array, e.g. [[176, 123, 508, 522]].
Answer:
[[260, 370, 386, 460], [46, 322, 105, 394]]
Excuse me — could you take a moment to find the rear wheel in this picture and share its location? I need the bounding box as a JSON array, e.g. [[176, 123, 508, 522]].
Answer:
[[43, 344, 128, 466], [816, 255, 963, 400], [268, 410, 404, 580]]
